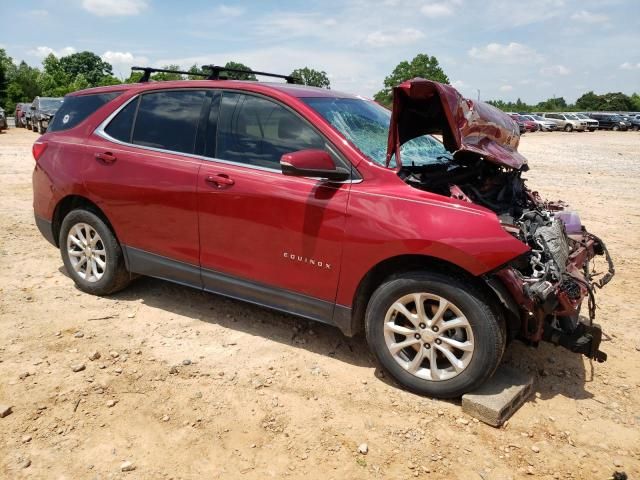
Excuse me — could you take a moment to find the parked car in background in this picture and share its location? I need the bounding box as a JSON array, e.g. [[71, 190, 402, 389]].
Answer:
[[24, 102, 34, 130], [0, 107, 7, 131], [31, 72, 613, 398], [509, 114, 538, 132], [588, 113, 628, 131], [31, 96, 64, 133], [507, 113, 527, 133], [574, 113, 598, 132], [542, 113, 587, 132], [521, 114, 556, 131], [15, 103, 31, 128], [618, 114, 639, 131]]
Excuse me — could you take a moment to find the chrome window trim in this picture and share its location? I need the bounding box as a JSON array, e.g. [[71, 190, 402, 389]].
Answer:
[[94, 90, 362, 183]]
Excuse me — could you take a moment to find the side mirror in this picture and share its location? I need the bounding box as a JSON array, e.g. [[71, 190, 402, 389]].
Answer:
[[280, 149, 350, 182]]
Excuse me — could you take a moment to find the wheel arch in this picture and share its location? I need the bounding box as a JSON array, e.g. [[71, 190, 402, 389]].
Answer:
[[52, 195, 118, 248], [346, 254, 510, 337]]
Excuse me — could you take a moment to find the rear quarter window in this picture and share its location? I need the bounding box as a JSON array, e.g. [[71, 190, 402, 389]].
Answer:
[[48, 92, 121, 132]]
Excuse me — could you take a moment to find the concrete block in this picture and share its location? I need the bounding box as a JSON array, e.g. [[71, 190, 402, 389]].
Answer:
[[462, 365, 534, 427]]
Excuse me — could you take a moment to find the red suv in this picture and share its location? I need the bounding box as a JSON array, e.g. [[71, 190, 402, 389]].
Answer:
[[32, 70, 613, 398]]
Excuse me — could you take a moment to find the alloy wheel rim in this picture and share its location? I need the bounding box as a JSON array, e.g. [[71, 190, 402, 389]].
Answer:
[[383, 293, 474, 381], [66, 223, 107, 283]]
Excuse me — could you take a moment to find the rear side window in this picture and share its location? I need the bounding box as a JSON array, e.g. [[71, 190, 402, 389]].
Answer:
[[131, 90, 206, 154], [104, 98, 139, 143], [216, 92, 325, 168], [48, 92, 121, 132]]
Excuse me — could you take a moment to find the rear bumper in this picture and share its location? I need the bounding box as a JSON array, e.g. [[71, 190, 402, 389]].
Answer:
[[35, 213, 56, 247]]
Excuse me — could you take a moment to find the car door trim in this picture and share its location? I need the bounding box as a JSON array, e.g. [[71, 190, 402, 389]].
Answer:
[[123, 245, 354, 335]]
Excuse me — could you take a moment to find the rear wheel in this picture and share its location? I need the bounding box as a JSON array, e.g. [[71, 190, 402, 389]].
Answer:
[[564, 124, 573, 132], [365, 272, 505, 398], [59, 209, 131, 296]]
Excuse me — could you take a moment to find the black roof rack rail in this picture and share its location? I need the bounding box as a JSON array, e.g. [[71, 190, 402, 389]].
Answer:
[[130, 65, 301, 84], [131, 66, 209, 83], [202, 65, 300, 84]]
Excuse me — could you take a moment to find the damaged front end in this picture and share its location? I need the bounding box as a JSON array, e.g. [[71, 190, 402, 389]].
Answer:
[[388, 78, 615, 362]]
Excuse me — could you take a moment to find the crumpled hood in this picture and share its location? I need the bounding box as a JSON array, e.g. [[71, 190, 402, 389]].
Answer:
[[386, 78, 527, 170]]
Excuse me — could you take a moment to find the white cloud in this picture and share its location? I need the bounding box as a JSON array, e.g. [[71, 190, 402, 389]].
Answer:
[[540, 64, 570, 76], [620, 62, 640, 70], [570, 10, 608, 24], [217, 4, 245, 17], [365, 28, 424, 47], [28, 9, 49, 16], [82, 0, 148, 16], [499, 85, 513, 92], [420, 3, 454, 17], [101, 51, 150, 77], [29, 46, 76, 58], [468, 42, 542, 64]]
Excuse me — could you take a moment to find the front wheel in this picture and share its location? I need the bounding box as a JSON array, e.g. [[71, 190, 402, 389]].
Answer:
[[564, 124, 573, 132], [365, 272, 505, 398], [59, 209, 131, 296], [612, 125, 620, 131], [38, 121, 44, 134]]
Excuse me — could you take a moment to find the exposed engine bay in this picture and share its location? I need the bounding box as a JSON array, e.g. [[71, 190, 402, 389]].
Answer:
[[400, 158, 615, 361]]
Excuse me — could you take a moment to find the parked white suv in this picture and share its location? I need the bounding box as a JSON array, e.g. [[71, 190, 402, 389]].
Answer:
[[542, 113, 587, 132]]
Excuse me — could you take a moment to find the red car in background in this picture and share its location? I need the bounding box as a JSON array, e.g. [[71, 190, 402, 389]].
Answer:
[[509, 113, 538, 132], [31, 68, 613, 398]]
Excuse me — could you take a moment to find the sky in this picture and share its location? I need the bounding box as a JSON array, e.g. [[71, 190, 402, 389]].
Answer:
[[1, 0, 639, 103]]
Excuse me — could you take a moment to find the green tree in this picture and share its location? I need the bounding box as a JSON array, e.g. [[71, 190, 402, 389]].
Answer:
[[0, 49, 15, 110], [598, 92, 633, 111], [222, 61, 257, 80], [575, 91, 602, 111], [151, 65, 183, 81], [4, 61, 42, 112], [290, 67, 330, 88], [187, 64, 206, 80], [535, 97, 567, 112], [374, 53, 450, 107], [631, 93, 640, 111], [58, 51, 113, 87]]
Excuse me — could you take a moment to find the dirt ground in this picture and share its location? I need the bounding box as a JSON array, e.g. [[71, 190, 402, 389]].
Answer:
[[1, 127, 639, 480]]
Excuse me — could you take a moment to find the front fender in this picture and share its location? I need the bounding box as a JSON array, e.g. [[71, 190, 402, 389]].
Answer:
[[335, 187, 529, 306]]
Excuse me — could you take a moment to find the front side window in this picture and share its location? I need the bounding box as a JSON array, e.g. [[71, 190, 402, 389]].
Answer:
[[216, 92, 325, 168], [131, 90, 207, 154], [303, 97, 449, 168]]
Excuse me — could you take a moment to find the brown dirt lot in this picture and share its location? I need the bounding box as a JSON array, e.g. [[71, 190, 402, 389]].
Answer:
[[1, 127, 639, 479]]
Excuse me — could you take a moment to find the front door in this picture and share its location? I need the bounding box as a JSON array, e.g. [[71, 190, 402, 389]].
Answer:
[[197, 91, 351, 319]]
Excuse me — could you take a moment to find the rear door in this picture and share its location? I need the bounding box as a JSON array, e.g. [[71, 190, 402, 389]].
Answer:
[[196, 91, 351, 316], [86, 89, 209, 281]]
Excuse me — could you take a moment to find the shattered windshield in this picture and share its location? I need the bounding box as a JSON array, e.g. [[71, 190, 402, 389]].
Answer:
[[302, 97, 451, 168]]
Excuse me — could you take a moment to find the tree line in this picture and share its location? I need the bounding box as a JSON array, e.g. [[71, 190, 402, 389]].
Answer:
[[1, 48, 638, 114], [0, 48, 331, 113]]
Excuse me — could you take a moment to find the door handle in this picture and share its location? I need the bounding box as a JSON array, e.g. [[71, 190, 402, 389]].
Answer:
[[95, 152, 117, 164], [205, 174, 235, 187]]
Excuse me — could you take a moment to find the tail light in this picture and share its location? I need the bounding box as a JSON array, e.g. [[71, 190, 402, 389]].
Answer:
[[32, 141, 48, 162]]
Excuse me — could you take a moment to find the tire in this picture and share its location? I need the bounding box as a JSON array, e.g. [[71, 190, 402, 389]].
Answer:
[[564, 124, 573, 132], [37, 121, 44, 134], [365, 272, 505, 398], [633, 126, 639, 132], [32, 121, 38, 132], [612, 125, 620, 131], [59, 209, 131, 296]]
